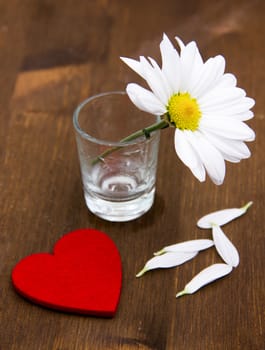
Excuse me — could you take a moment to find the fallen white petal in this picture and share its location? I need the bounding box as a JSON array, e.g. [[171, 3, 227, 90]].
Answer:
[[197, 201, 253, 228], [154, 239, 214, 255], [136, 251, 198, 277], [212, 225, 240, 267], [176, 263, 233, 297]]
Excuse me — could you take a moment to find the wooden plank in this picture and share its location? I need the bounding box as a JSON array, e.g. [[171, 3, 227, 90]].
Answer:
[[0, 0, 264, 349]]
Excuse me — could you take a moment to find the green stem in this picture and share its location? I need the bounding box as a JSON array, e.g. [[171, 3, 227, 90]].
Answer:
[[92, 119, 169, 165]]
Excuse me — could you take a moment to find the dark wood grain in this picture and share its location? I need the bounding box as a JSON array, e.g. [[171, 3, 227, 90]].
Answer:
[[0, 0, 264, 349]]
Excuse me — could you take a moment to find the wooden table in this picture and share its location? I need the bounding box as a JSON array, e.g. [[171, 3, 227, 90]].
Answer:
[[1, 0, 264, 349]]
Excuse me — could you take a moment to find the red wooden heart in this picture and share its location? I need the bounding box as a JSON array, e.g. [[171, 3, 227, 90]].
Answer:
[[12, 229, 122, 317]]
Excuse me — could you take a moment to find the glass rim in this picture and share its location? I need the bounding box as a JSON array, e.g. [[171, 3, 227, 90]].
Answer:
[[73, 91, 160, 147]]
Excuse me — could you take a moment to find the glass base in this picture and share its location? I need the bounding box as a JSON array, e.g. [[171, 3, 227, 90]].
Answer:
[[84, 188, 155, 222]]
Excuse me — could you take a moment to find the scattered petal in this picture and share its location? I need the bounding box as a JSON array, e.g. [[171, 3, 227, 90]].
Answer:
[[176, 263, 233, 297], [212, 225, 239, 267], [136, 251, 198, 277], [154, 239, 214, 255], [197, 201, 253, 228]]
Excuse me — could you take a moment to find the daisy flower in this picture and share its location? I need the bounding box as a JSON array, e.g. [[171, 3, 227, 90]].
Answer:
[[121, 34, 255, 185]]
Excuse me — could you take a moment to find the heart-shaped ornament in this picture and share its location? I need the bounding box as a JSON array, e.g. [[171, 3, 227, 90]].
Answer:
[[12, 229, 122, 317]]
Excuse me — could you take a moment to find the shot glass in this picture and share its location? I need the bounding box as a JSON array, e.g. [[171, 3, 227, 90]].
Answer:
[[73, 91, 160, 222]]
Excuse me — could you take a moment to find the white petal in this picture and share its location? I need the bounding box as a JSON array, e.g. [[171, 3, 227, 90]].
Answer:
[[154, 239, 214, 255], [212, 225, 239, 267], [139, 56, 169, 105], [233, 110, 254, 121], [200, 117, 255, 141], [121, 52, 172, 103], [160, 33, 181, 92], [188, 59, 205, 92], [201, 131, 251, 162], [148, 56, 172, 100], [175, 36, 186, 51], [198, 87, 246, 108], [178, 41, 204, 92], [186, 131, 226, 185], [201, 96, 255, 116], [215, 73, 237, 88], [176, 37, 204, 95], [120, 56, 146, 80], [197, 201, 253, 228], [190, 56, 225, 98], [203, 110, 254, 122], [126, 83, 166, 115], [174, 129, 206, 182], [136, 251, 198, 277], [176, 263, 233, 297]]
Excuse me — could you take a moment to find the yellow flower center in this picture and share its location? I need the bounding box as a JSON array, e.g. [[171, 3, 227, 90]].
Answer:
[[167, 93, 201, 131]]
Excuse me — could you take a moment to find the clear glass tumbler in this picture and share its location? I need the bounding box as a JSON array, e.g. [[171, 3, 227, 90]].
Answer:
[[73, 91, 160, 222]]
